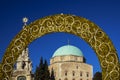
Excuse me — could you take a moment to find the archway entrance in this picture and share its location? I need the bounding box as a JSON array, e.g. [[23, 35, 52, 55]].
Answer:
[[0, 14, 119, 80]]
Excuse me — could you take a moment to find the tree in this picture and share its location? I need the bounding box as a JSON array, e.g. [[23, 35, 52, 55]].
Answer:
[[44, 60, 50, 80], [34, 57, 50, 80], [34, 66, 39, 80], [93, 72, 102, 80], [50, 68, 55, 80], [34, 57, 44, 80], [39, 57, 45, 80]]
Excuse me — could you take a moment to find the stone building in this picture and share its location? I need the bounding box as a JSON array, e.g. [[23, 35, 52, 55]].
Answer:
[[12, 44, 92, 80], [49, 45, 93, 80], [12, 48, 34, 80]]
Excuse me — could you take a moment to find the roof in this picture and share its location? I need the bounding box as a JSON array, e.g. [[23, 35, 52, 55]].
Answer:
[[52, 45, 83, 57]]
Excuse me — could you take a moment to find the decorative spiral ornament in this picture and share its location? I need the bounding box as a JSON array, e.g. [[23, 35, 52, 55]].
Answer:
[[0, 14, 119, 80]]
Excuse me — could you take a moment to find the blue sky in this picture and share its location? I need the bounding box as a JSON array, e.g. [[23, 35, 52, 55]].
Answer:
[[0, 0, 120, 74]]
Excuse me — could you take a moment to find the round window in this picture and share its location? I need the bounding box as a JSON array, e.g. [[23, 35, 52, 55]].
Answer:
[[17, 76, 26, 80]]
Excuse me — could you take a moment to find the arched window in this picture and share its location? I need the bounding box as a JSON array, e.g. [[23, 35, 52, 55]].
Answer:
[[65, 71, 67, 76], [76, 66, 78, 69], [64, 78, 68, 80], [80, 71, 82, 76], [86, 72, 89, 77], [72, 71, 75, 76], [22, 61, 26, 69], [75, 57, 77, 61], [72, 78, 75, 80], [17, 76, 26, 80]]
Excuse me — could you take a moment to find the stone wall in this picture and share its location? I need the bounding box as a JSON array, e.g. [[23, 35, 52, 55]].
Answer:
[[49, 55, 93, 80]]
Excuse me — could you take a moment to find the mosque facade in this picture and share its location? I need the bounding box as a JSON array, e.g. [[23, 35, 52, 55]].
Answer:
[[12, 45, 93, 80], [49, 45, 93, 80]]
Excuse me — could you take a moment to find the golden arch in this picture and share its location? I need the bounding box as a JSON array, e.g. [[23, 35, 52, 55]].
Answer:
[[0, 14, 119, 80]]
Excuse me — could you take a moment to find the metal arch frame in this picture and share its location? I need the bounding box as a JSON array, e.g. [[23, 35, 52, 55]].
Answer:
[[0, 14, 119, 80]]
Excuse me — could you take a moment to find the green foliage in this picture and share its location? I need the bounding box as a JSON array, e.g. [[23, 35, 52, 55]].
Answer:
[[93, 72, 102, 80], [44, 60, 50, 80], [34, 57, 50, 80], [34, 66, 41, 80]]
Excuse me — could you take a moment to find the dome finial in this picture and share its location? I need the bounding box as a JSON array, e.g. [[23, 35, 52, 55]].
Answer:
[[22, 17, 28, 28]]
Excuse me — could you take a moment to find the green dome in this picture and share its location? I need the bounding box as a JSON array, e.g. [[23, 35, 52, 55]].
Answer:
[[52, 45, 83, 57]]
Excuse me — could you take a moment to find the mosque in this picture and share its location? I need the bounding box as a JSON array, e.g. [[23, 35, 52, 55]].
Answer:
[[12, 44, 93, 80], [49, 45, 93, 80]]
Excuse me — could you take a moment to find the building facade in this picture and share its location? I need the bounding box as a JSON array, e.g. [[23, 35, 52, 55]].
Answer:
[[49, 45, 93, 80], [12, 48, 34, 80], [12, 45, 93, 80]]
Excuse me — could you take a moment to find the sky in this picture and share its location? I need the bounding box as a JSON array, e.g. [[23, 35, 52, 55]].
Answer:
[[0, 0, 120, 74]]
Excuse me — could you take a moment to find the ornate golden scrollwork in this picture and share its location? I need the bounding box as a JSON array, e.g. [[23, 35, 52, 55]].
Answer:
[[0, 14, 119, 80]]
